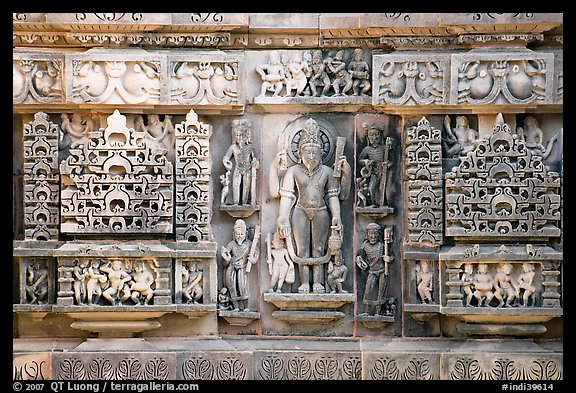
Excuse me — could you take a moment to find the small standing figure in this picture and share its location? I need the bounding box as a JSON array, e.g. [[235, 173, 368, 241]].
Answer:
[[266, 231, 295, 293], [309, 50, 331, 97], [256, 50, 285, 97], [182, 261, 203, 304], [443, 115, 478, 158], [222, 119, 259, 206], [86, 259, 107, 305], [72, 260, 88, 305], [356, 223, 393, 315], [327, 223, 347, 293], [26, 259, 49, 304], [415, 260, 433, 304], [135, 114, 175, 160], [516, 262, 537, 306], [358, 123, 394, 208], [493, 263, 517, 307], [221, 220, 259, 311], [60, 112, 93, 149], [284, 51, 310, 97], [327, 50, 353, 96], [220, 171, 231, 205], [327, 253, 348, 294], [130, 261, 155, 305], [217, 287, 233, 311], [101, 260, 132, 306], [461, 263, 475, 307], [517, 115, 558, 159], [347, 48, 371, 96], [384, 297, 397, 316], [473, 263, 495, 307]]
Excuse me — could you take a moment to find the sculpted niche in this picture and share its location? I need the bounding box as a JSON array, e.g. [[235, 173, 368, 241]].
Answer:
[[269, 118, 351, 294]]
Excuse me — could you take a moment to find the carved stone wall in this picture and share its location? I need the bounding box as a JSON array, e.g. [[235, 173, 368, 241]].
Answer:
[[13, 13, 563, 381]]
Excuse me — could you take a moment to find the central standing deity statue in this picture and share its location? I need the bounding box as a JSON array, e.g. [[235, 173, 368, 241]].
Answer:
[[269, 118, 351, 293]]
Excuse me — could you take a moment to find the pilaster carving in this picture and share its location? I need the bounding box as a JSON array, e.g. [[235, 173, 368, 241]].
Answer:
[[174, 109, 213, 242], [404, 117, 443, 245], [23, 112, 60, 240]]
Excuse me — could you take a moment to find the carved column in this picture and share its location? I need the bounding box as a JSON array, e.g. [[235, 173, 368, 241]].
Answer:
[[175, 109, 213, 242], [23, 112, 60, 240], [541, 261, 561, 307], [445, 261, 464, 307]]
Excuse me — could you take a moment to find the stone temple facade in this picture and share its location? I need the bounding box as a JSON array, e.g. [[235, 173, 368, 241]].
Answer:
[[13, 13, 563, 381]]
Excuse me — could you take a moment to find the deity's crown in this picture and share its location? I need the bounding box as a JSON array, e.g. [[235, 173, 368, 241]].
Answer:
[[300, 118, 322, 149], [233, 219, 246, 230]]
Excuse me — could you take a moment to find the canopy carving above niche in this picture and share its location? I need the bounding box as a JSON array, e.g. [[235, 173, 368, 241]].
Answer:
[[444, 113, 561, 240], [60, 109, 174, 235]]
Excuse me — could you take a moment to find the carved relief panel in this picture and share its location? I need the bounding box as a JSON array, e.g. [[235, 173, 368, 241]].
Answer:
[[18, 257, 55, 306], [13, 52, 64, 104], [66, 50, 165, 105], [439, 243, 562, 336], [249, 49, 372, 104], [261, 114, 355, 332], [219, 118, 260, 218], [372, 53, 449, 106], [55, 243, 173, 308], [168, 51, 244, 112], [353, 114, 401, 332], [451, 50, 554, 105]]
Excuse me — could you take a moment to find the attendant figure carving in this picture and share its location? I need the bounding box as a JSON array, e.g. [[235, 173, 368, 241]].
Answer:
[[222, 119, 259, 206], [415, 260, 433, 304], [129, 261, 155, 305], [357, 123, 394, 208], [516, 262, 537, 306], [517, 115, 558, 159], [26, 259, 49, 304], [256, 50, 285, 97], [72, 260, 88, 305], [60, 112, 93, 151], [101, 260, 132, 306], [461, 263, 475, 307], [348, 48, 371, 96], [221, 220, 259, 311], [284, 51, 310, 97], [356, 224, 394, 315], [442, 115, 478, 158], [266, 231, 295, 293], [309, 50, 331, 97], [494, 262, 517, 307], [327, 50, 353, 96], [473, 263, 495, 307], [182, 261, 203, 304]]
